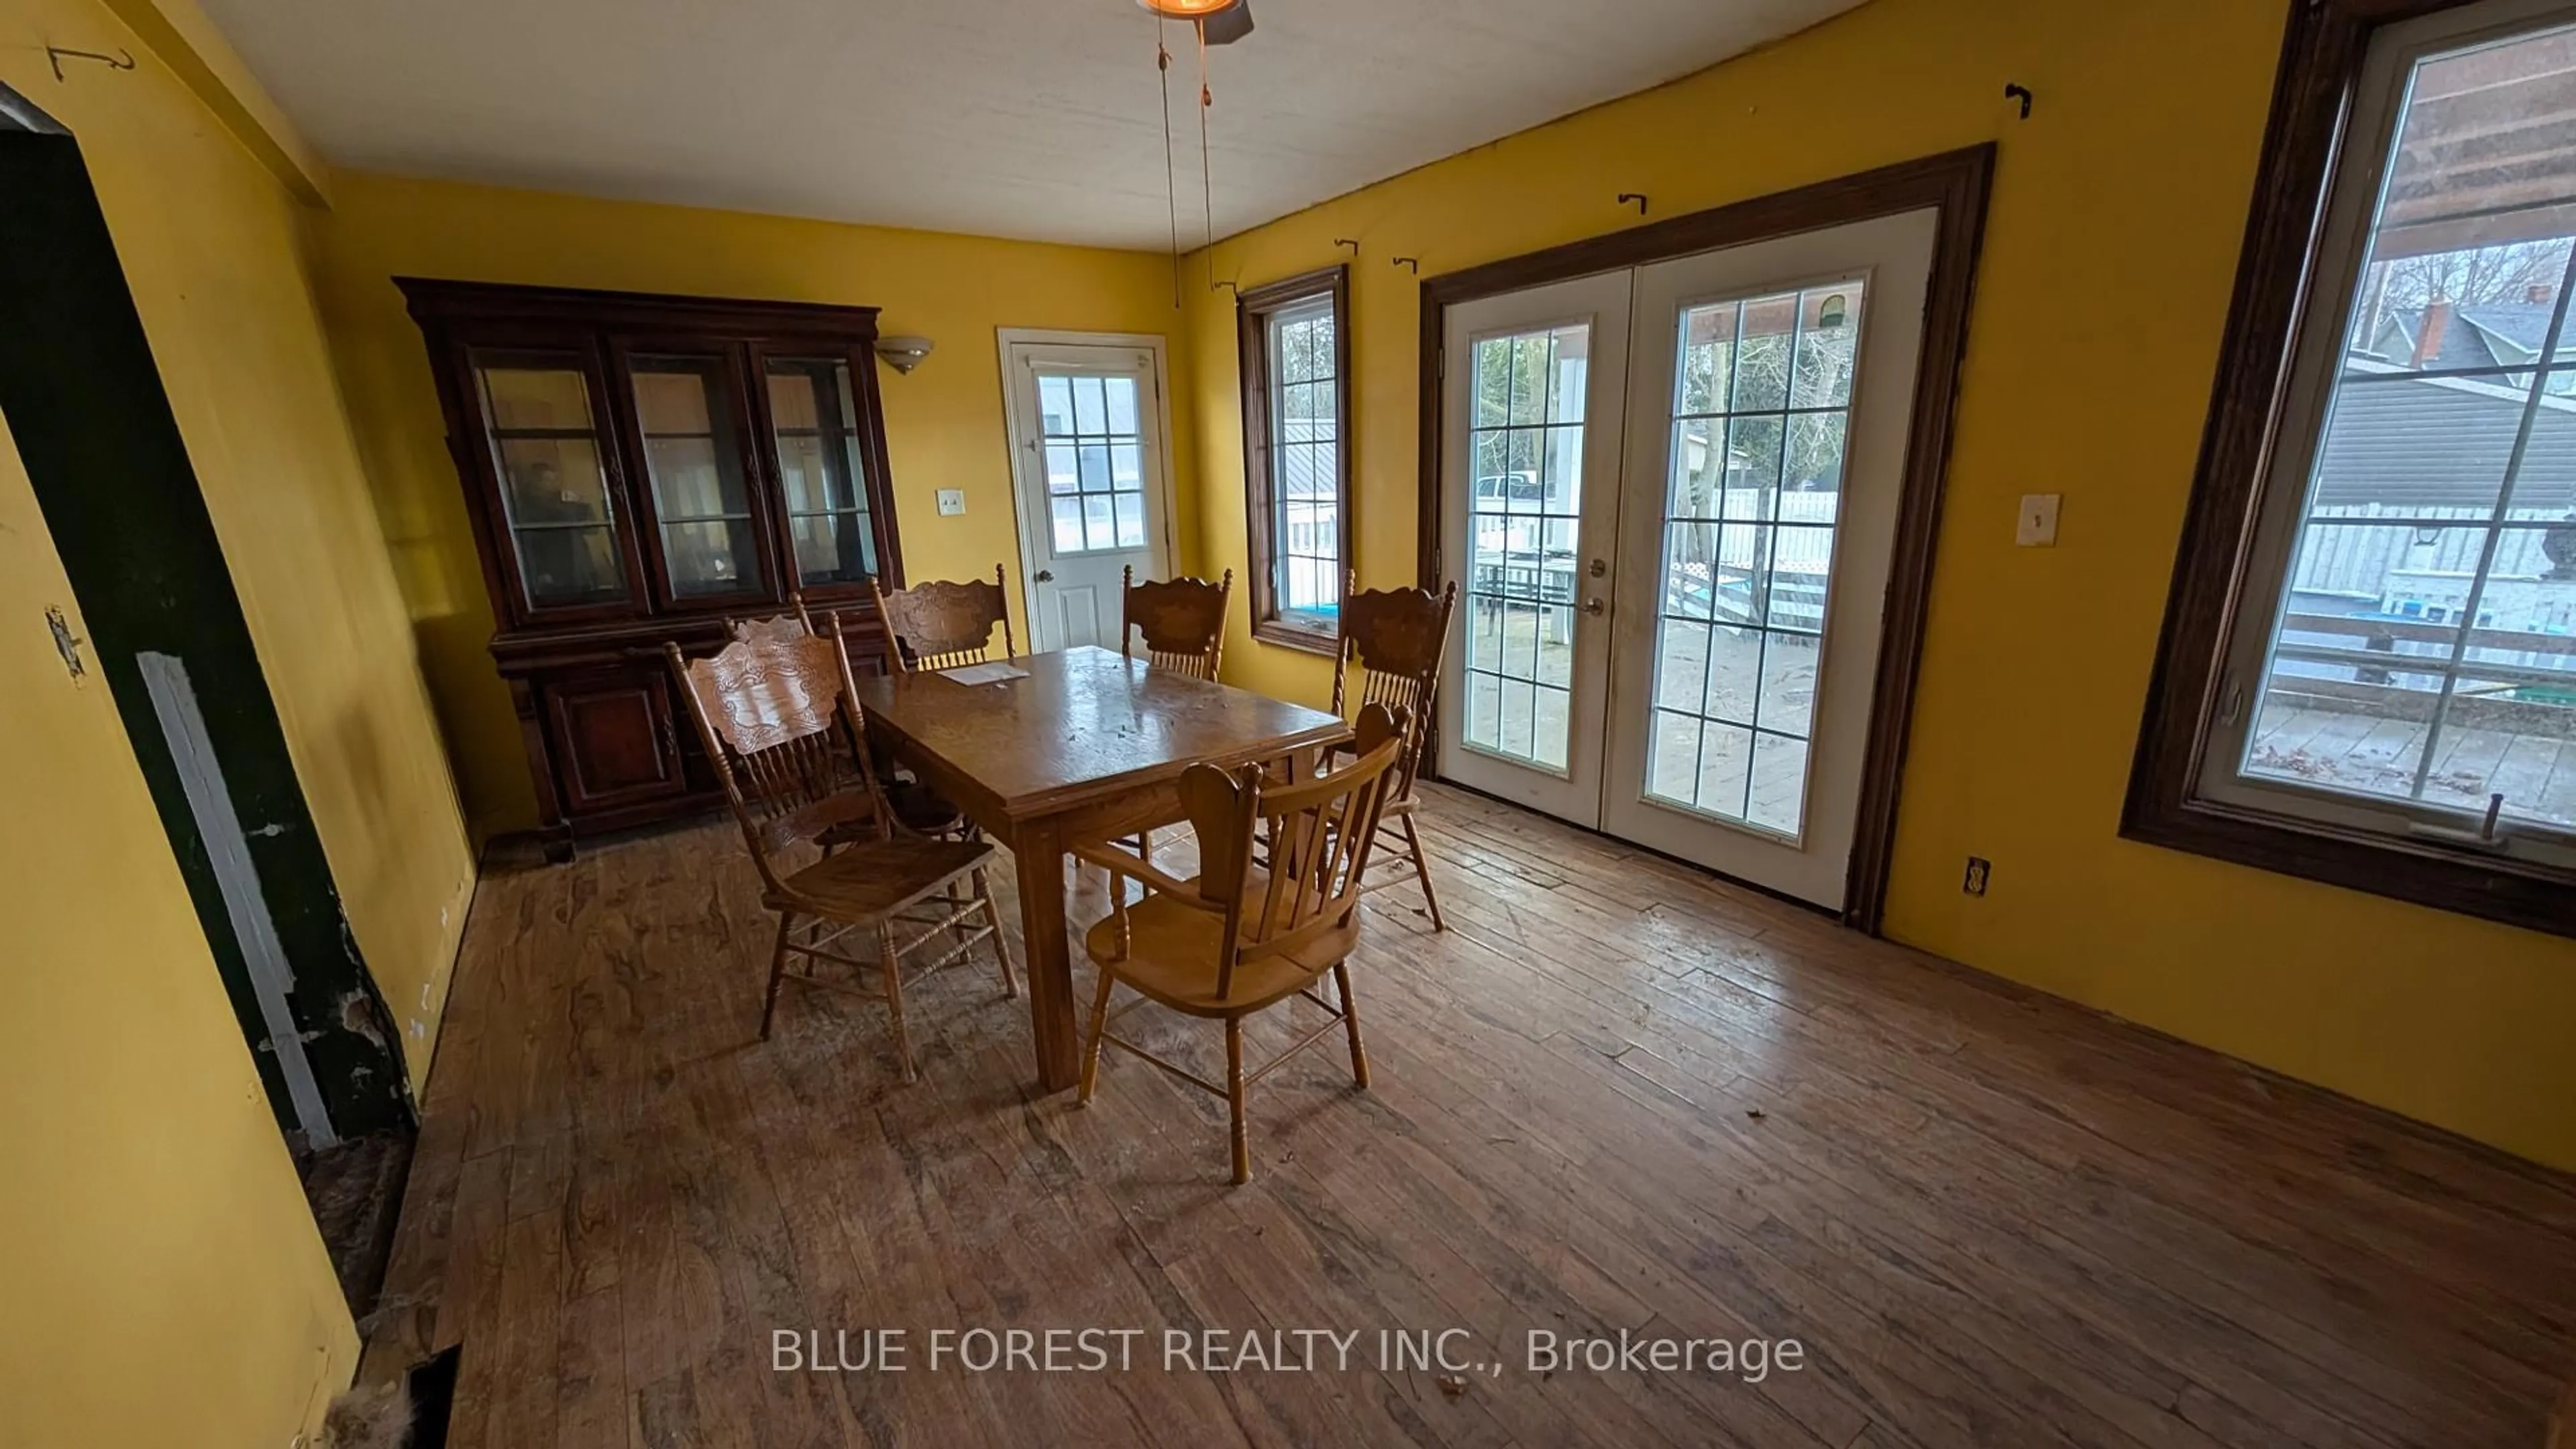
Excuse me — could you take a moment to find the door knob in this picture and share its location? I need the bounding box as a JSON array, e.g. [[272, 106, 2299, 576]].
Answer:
[[1035, 570, 1055, 582], [1582, 597, 1605, 616]]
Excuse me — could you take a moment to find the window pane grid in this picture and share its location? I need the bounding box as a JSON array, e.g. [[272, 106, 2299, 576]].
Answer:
[[2236, 16, 2576, 835], [1463, 323, 1589, 769], [1040, 371, 1148, 555], [1646, 286, 1856, 835], [1266, 299, 1342, 618]]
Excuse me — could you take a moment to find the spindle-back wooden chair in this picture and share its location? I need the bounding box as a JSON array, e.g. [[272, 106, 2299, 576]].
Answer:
[[1073, 704, 1409, 1183], [1328, 577, 1458, 928], [1116, 566, 1234, 864], [666, 617, 1014, 1075], [872, 565, 1014, 672], [1121, 566, 1232, 679], [730, 599, 973, 840]]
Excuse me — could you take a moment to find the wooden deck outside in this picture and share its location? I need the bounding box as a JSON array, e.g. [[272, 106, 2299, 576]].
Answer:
[[2249, 700, 2576, 826], [363, 785, 2576, 1448]]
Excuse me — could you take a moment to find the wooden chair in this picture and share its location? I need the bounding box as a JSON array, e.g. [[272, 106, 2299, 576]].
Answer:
[[665, 617, 1015, 1075], [1328, 577, 1460, 929], [1073, 703, 1410, 1184], [733, 599, 973, 840], [872, 565, 1015, 672], [1118, 566, 1234, 865], [1122, 566, 1232, 679]]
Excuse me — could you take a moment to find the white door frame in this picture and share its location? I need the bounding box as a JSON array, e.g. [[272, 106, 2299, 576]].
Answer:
[[995, 328, 1181, 639]]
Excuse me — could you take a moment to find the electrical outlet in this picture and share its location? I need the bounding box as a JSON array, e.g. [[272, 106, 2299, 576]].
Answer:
[[1963, 856, 1992, 896], [409, 1018, 427, 1041], [936, 488, 967, 517], [2015, 493, 2061, 547]]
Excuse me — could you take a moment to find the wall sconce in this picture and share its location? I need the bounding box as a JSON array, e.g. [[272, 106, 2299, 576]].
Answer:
[[875, 335, 934, 374]]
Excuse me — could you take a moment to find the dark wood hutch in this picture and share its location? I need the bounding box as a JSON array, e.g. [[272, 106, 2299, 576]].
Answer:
[[400, 278, 906, 859]]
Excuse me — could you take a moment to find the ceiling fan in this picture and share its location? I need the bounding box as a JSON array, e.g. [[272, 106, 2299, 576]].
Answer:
[[1137, 0, 1254, 46]]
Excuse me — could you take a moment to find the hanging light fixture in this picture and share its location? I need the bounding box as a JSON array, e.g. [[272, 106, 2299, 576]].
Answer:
[[1136, 0, 1254, 45]]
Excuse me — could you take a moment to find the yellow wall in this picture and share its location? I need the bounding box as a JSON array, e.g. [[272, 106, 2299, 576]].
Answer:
[[1, 0, 478, 1437], [309, 176, 1192, 838], [3, 0, 478, 1088], [1179, 0, 2576, 1169], [0, 416, 352, 1446]]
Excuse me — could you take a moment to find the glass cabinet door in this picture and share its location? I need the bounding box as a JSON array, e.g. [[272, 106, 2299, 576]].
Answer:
[[629, 354, 767, 600], [472, 350, 631, 610], [765, 357, 881, 588]]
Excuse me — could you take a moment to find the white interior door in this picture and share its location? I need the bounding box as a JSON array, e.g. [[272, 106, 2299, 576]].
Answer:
[[1433, 209, 1939, 910], [1601, 209, 1939, 910], [1435, 272, 1632, 824], [1000, 337, 1173, 652]]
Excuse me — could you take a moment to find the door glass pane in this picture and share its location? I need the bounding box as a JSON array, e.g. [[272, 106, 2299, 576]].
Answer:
[[633, 355, 763, 598], [1647, 283, 1865, 838], [766, 358, 879, 587], [1462, 323, 1589, 769], [1034, 368, 1149, 557], [2239, 17, 2576, 831], [473, 350, 629, 609]]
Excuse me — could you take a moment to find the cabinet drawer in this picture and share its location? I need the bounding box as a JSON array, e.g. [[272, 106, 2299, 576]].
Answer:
[[545, 670, 688, 814]]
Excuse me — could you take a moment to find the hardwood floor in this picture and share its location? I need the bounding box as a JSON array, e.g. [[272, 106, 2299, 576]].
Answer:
[[364, 785, 2576, 1449]]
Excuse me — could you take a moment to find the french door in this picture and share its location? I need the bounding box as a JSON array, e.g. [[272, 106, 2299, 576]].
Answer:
[[1436, 209, 1940, 910], [1000, 335, 1175, 652]]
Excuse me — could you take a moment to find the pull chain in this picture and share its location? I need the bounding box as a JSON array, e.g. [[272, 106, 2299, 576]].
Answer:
[[1158, 21, 1181, 309], [1198, 21, 1216, 289]]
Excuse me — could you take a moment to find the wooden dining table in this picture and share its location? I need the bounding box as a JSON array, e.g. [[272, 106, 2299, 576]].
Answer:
[[851, 645, 1350, 1092]]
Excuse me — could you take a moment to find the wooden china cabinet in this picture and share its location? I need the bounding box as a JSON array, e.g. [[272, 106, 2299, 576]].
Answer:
[[400, 279, 907, 859]]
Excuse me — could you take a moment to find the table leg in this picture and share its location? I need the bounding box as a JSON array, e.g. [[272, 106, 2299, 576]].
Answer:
[[1010, 817, 1079, 1092]]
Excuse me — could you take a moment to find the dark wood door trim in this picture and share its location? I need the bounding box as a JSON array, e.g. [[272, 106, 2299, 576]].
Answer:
[[1413, 144, 1997, 935]]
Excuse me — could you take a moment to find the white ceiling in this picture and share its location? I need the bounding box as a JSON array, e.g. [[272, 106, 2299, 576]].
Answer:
[[199, 0, 1866, 251]]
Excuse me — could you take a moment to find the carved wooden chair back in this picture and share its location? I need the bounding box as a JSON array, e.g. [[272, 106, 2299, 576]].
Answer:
[[666, 616, 885, 893], [1122, 567, 1232, 680], [1329, 578, 1458, 797], [1181, 704, 1407, 1004], [872, 565, 1014, 672]]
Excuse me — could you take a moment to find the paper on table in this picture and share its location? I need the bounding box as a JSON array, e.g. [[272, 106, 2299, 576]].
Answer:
[[938, 661, 1030, 686]]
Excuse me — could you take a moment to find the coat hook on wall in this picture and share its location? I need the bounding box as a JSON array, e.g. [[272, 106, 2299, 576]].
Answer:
[[1333, 238, 1360, 256], [1617, 193, 1650, 217], [2004, 83, 2034, 120], [46, 46, 136, 83], [1391, 256, 1419, 274]]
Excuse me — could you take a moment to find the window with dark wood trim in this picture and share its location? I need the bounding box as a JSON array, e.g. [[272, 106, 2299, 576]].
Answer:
[[1238, 265, 1352, 653], [2127, 0, 2576, 938]]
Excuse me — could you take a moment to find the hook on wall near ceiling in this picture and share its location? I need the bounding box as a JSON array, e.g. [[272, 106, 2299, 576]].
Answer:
[[2004, 83, 2034, 120], [1618, 193, 1650, 217], [1211, 278, 1240, 296], [1333, 238, 1360, 256], [46, 46, 135, 83], [1391, 257, 1419, 274]]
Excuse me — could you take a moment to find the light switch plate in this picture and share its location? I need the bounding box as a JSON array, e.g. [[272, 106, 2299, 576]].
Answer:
[[936, 488, 967, 517], [2016, 492, 2061, 547]]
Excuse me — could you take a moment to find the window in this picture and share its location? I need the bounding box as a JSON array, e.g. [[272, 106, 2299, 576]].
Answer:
[[1238, 265, 1351, 651], [2129, 0, 2576, 936]]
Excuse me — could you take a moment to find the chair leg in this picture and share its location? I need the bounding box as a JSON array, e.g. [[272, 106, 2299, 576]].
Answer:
[[1401, 812, 1446, 932], [1335, 961, 1371, 1089], [975, 867, 1017, 999], [1077, 967, 1116, 1106], [1225, 1017, 1250, 1185], [759, 912, 794, 1041], [876, 918, 917, 1084]]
